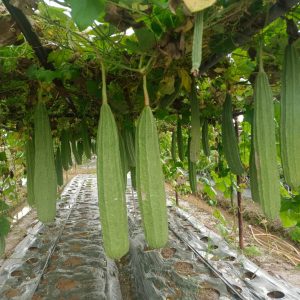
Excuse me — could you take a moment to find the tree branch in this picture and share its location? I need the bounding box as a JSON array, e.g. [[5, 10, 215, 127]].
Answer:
[[2, 0, 78, 116], [200, 0, 300, 75]]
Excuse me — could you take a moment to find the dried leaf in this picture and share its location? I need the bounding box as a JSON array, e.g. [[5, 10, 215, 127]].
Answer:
[[183, 0, 216, 13]]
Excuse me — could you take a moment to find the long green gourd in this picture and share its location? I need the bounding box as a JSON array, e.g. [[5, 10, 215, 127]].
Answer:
[[191, 11, 204, 76], [221, 94, 244, 175], [130, 167, 137, 190], [190, 81, 201, 163], [34, 100, 57, 223], [202, 119, 210, 157], [280, 43, 300, 190], [70, 134, 82, 165], [119, 133, 129, 188], [66, 130, 73, 167], [91, 140, 96, 155], [55, 146, 64, 187], [177, 116, 184, 161], [0, 235, 5, 256], [249, 127, 259, 203], [171, 130, 177, 162], [188, 136, 197, 194], [81, 121, 92, 160], [60, 129, 71, 171], [77, 140, 84, 159], [96, 64, 129, 259], [124, 126, 136, 167], [253, 56, 280, 219], [136, 74, 168, 249], [25, 138, 35, 206]]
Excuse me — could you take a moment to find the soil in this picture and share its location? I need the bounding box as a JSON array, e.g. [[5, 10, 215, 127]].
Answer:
[[117, 255, 136, 300], [197, 287, 220, 300], [63, 256, 83, 267], [55, 278, 80, 291], [173, 261, 195, 276], [161, 247, 177, 259], [4, 288, 21, 298], [165, 183, 300, 288]]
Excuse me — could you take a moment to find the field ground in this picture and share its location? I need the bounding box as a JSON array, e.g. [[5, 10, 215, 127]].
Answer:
[[1, 164, 299, 299]]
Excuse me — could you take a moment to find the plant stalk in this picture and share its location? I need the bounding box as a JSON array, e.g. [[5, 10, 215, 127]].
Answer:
[[101, 62, 108, 105], [234, 116, 244, 249]]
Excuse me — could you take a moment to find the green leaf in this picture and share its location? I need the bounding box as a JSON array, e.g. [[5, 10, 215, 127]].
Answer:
[[134, 28, 156, 51], [26, 65, 60, 82], [0, 216, 10, 237], [86, 80, 101, 98], [280, 210, 298, 227], [280, 197, 300, 227], [48, 50, 74, 67], [158, 75, 175, 97], [0, 151, 7, 161], [215, 182, 226, 193], [223, 190, 231, 199], [123, 39, 141, 53], [290, 227, 300, 242], [213, 209, 226, 225], [154, 1, 169, 8], [203, 184, 217, 200], [69, 0, 105, 30], [0, 200, 9, 212]]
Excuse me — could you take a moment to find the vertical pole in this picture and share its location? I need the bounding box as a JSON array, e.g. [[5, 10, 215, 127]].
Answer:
[[175, 189, 179, 206], [234, 117, 244, 249]]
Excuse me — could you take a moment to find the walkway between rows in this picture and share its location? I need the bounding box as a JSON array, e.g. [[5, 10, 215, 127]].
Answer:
[[0, 174, 299, 300]]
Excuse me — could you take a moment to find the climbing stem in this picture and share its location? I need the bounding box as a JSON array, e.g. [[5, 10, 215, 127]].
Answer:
[[37, 88, 43, 104], [234, 117, 244, 250], [143, 75, 150, 106], [139, 56, 156, 107], [101, 62, 108, 105], [258, 38, 264, 73]]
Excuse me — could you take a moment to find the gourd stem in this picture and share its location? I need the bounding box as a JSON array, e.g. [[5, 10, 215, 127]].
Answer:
[[37, 87, 43, 104], [139, 55, 144, 70], [101, 62, 108, 105], [258, 39, 264, 73], [143, 75, 150, 106]]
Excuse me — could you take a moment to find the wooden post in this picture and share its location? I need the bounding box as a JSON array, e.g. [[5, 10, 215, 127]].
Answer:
[[175, 189, 179, 206], [234, 117, 244, 249]]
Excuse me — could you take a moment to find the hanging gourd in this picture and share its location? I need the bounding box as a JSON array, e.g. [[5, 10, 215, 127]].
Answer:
[[252, 50, 280, 219], [34, 91, 57, 223], [202, 119, 210, 157], [96, 63, 129, 259], [177, 116, 185, 162], [55, 146, 64, 187], [189, 80, 201, 163], [136, 73, 168, 249], [280, 43, 300, 190], [221, 94, 244, 175], [25, 137, 35, 206]]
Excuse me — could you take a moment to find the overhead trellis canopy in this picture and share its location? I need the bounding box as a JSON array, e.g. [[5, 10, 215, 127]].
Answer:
[[0, 0, 299, 134]]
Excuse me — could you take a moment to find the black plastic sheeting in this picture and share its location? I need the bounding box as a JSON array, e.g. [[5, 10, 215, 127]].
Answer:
[[0, 173, 299, 300], [126, 188, 236, 299], [0, 175, 122, 300], [125, 179, 300, 300], [168, 206, 300, 300]]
